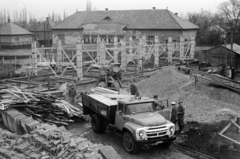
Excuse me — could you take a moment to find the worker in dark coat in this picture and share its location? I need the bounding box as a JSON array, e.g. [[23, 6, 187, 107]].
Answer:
[[130, 79, 139, 97], [170, 102, 177, 125], [68, 83, 77, 105], [177, 102, 185, 133]]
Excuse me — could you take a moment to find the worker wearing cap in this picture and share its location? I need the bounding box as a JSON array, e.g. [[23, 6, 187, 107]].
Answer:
[[170, 102, 178, 125], [177, 102, 185, 133]]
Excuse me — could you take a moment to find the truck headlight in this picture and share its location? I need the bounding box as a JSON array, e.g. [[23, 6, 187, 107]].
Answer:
[[169, 126, 175, 135], [139, 130, 144, 137]]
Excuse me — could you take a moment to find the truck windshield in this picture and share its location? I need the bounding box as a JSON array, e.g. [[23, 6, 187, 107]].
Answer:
[[125, 102, 154, 115]]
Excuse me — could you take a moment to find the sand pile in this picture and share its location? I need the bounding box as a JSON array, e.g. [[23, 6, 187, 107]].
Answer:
[[137, 66, 190, 99]]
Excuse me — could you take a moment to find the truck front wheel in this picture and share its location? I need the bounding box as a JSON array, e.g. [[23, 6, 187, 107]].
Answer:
[[122, 131, 138, 154], [91, 114, 104, 133]]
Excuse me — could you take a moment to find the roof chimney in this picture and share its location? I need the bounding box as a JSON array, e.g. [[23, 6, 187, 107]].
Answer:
[[153, 7, 156, 9], [8, 18, 10, 23], [175, 13, 178, 16], [105, 8, 108, 11]]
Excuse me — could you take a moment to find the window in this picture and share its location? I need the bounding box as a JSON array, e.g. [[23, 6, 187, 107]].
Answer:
[[84, 35, 90, 44], [108, 35, 114, 44], [26, 36, 29, 41], [117, 35, 124, 43], [91, 35, 97, 44], [100, 35, 107, 42], [147, 36, 155, 45], [58, 35, 65, 45]]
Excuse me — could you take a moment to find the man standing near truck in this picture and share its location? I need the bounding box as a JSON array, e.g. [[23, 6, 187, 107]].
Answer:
[[68, 83, 77, 105], [130, 79, 139, 97], [177, 102, 185, 133], [170, 102, 177, 125]]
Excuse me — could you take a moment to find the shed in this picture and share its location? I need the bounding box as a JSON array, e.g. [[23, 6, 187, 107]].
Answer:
[[199, 43, 240, 69]]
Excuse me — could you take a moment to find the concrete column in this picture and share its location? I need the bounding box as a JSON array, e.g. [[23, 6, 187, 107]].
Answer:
[[129, 36, 133, 56], [101, 41, 106, 66], [2, 56, 4, 63], [76, 40, 83, 80], [154, 35, 159, 67], [121, 39, 127, 72], [114, 36, 118, 63], [142, 35, 146, 60], [190, 36, 195, 59], [31, 41, 37, 75], [137, 38, 143, 74], [180, 36, 184, 61], [97, 37, 101, 64], [57, 40, 62, 73], [167, 37, 173, 64]]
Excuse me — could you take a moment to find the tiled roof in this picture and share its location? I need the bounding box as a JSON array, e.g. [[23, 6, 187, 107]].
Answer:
[[53, 9, 199, 30], [29, 20, 56, 31], [0, 22, 32, 35]]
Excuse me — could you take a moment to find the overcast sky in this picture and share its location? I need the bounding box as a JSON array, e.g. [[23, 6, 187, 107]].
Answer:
[[0, 0, 227, 20]]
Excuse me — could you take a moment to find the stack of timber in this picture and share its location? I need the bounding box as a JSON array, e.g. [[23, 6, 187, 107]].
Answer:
[[0, 86, 85, 126]]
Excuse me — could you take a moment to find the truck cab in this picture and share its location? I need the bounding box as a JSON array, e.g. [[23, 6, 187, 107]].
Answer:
[[82, 91, 176, 154], [115, 97, 175, 153]]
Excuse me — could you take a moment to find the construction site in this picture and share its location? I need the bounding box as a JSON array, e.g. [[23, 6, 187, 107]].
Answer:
[[0, 5, 240, 159]]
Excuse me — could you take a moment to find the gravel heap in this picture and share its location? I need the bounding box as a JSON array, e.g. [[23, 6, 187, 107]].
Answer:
[[137, 66, 240, 123], [137, 66, 189, 100]]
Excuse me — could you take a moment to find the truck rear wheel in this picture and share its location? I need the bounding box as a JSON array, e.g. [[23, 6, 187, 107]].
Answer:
[[122, 131, 138, 154], [91, 114, 104, 133]]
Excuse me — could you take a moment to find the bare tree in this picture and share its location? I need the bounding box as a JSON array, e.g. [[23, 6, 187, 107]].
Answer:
[[218, 0, 240, 66], [86, 0, 92, 11]]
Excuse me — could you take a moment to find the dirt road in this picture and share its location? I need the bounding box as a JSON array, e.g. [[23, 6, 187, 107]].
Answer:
[[67, 122, 194, 159]]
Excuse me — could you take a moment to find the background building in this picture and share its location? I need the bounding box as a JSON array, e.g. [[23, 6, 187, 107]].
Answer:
[[0, 19, 32, 49], [52, 9, 199, 45]]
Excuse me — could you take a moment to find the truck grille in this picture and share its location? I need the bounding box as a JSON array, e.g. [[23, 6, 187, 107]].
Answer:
[[145, 126, 168, 138]]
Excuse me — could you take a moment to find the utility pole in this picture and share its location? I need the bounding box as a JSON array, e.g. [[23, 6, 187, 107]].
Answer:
[[230, 29, 233, 67]]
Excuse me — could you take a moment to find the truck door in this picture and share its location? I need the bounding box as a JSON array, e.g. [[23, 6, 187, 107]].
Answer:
[[157, 99, 171, 121], [115, 103, 126, 131]]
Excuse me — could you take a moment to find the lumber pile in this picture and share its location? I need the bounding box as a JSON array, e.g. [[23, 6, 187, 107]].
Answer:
[[0, 86, 85, 126]]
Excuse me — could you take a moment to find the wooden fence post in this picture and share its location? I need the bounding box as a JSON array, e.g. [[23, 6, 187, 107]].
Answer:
[[154, 35, 159, 67], [168, 37, 173, 64], [180, 36, 184, 61], [57, 40, 62, 73], [114, 36, 118, 63], [76, 39, 83, 80]]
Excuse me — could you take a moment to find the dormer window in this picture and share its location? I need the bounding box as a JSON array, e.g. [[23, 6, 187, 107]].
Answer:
[[103, 16, 111, 21]]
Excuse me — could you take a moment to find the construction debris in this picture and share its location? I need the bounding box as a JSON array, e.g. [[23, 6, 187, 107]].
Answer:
[[0, 123, 107, 159], [0, 85, 86, 126]]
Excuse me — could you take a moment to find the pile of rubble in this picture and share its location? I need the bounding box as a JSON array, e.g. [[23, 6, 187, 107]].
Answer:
[[0, 123, 104, 159]]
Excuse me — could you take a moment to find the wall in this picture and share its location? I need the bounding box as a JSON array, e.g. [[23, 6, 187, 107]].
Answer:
[[52, 30, 82, 45]]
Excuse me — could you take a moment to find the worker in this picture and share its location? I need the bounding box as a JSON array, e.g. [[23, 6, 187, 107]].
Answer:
[[231, 67, 236, 80], [68, 83, 77, 105], [130, 79, 139, 97], [170, 102, 177, 125], [153, 95, 164, 110], [177, 102, 185, 133]]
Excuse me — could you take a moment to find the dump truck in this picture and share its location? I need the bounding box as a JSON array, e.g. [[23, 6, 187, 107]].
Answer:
[[82, 90, 176, 154]]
